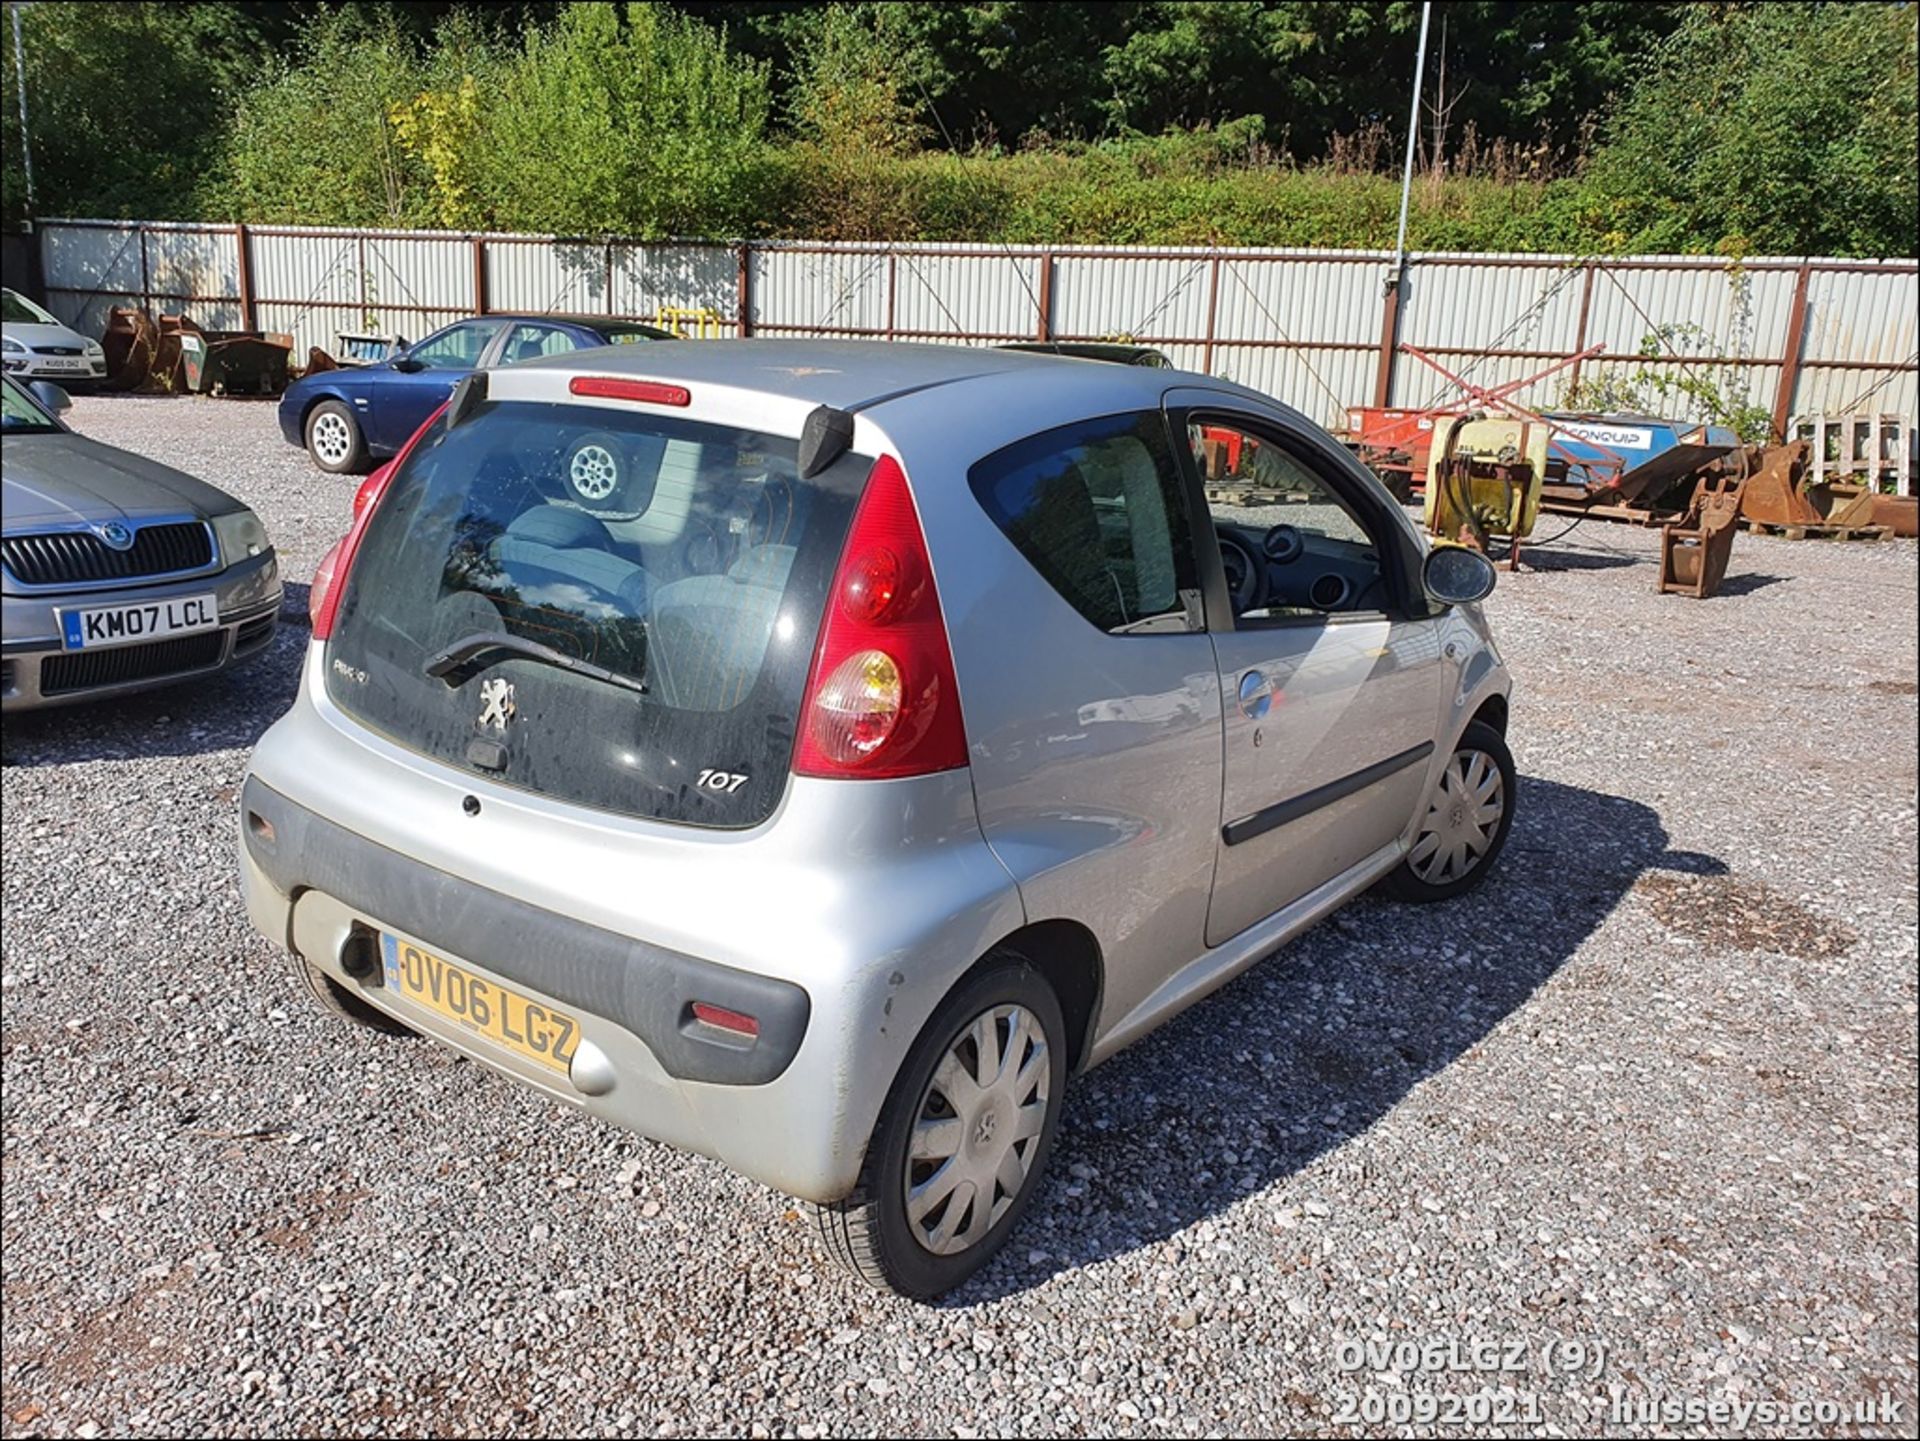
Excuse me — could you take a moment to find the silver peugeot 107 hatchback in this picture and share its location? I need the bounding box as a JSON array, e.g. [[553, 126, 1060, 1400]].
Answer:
[[239, 341, 1512, 1296]]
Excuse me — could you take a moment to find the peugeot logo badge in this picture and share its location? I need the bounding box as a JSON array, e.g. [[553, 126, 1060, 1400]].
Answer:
[[477, 677, 516, 732], [95, 521, 135, 551]]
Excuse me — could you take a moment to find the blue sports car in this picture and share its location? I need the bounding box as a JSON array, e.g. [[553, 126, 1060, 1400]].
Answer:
[[276, 313, 673, 473]]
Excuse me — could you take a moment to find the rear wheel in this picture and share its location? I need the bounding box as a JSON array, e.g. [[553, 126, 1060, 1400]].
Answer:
[[305, 399, 369, 474], [287, 953, 414, 1036], [1381, 719, 1515, 902], [814, 960, 1067, 1298]]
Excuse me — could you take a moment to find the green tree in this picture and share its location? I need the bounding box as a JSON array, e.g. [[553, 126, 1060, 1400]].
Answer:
[[1583, 1, 1919, 256], [787, 5, 922, 155], [1, 1, 288, 223], [213, 9, 434, 225], [471, 2, 770, 236]]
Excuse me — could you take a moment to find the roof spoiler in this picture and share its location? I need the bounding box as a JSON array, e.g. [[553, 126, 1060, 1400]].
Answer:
[[446, 371, 488, 431], [798, 405, 856, 478]]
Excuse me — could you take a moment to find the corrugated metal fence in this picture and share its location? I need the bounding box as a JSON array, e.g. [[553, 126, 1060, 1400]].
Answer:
[[30, 219, 1918, 447]]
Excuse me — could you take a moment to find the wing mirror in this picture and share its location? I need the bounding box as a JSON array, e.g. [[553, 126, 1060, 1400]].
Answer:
[[28, 379, 73, 414], [390, 353, 425, 373], [1423, 544, 1497, 605]]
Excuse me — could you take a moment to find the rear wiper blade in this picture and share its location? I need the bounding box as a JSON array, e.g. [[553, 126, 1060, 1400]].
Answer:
[[423, 631, 646, 696]]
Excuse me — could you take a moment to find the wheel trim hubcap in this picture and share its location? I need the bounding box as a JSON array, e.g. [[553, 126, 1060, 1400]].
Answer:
[[903, 1003, 1050, 1257], [1409, 747, 1504, 885], [312, 413, 350, 464], [571, 445, 618, 499]]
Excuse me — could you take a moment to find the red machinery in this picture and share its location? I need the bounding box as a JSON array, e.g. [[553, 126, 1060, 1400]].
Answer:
[[1345, 345, 1610, 499]]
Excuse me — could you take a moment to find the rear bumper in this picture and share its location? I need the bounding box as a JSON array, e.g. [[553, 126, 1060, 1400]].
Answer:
[[242, 776, 812, 1086], [235, 650, 1027, 1202], [1, 550, 282, 711]]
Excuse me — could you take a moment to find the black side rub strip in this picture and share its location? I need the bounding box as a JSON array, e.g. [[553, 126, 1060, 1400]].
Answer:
[[1221, 741, 1435, 847], [241, 776, 810, 1084]]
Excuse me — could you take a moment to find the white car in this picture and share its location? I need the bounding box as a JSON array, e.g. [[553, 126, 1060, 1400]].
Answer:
[[2, 289, 107, 385]]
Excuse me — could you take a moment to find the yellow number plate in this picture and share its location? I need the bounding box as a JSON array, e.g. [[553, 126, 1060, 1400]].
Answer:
[[379, 934, 579, 1073]]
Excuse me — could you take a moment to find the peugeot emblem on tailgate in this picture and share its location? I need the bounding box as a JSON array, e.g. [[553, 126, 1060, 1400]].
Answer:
[[477, 677, 516, 731], [94, 521, 135, 551]]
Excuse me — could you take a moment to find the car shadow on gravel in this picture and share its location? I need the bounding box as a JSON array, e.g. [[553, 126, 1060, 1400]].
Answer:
[[954, 774, 1727, 1304], [0, 585, 308, 767]]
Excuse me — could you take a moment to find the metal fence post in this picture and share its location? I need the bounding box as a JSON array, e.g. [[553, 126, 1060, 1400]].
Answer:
[[234, 223, 256, 332], [137, 224, 151, 317], [1771, 261, 1814, 443], [1568, 262, 1596, 395], [736, 242, 753, 337], [1201, 255, 1221, 373], [471, 236, 487, 315], [1036, 250, 1053, 341], [1372, 266, 1402, 408], [886, 252, 901, 339]]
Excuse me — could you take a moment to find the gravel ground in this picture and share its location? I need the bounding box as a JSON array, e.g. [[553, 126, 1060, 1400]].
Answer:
[[3, 394, 1916, 1439]]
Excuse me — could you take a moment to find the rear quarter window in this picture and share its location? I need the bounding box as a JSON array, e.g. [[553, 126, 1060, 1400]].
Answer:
[[324, 400, 866, 828], [969, 410, 1202, 635]]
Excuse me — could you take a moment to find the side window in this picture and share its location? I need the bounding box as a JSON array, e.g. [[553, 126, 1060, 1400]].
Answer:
[[500, 323, 579, 365], [407, 321, 503, 370], [970, 412, 1202, 635], [1191, 418, 1391, 622]]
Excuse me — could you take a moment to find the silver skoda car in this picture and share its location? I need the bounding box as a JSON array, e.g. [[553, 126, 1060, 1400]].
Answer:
[[238, 341, 1512, 1296], [3, 376, 281, 711]]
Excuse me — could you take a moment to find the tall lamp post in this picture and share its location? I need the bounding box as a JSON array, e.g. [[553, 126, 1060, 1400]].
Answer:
[[9, 2, 33, 216], [1375, 1, 1431, 409]]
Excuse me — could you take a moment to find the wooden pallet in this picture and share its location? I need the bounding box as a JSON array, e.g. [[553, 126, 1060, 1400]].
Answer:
[[1740, 518, 1891, 541], [1203, 487, 1316, 507]]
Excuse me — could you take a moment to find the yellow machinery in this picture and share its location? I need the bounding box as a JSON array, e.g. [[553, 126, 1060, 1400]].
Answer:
[[1424, 415, 1547, 568], [656, 306, 725, 339]]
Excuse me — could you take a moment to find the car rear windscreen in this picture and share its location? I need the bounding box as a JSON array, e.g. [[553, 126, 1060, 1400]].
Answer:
[[323, 399, 867, 828]]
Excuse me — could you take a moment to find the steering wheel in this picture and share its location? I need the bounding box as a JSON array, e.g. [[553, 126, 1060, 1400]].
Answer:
[[1217, 531, 1261, 613], [1262, 523, 1305, 564]]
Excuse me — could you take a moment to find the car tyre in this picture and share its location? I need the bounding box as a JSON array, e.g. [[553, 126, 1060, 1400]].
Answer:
[[287, 953, 415, 1037], [813, 958, 1068, 1299], [1380, 719, 1516, 903], [305, 399, 370, 475]]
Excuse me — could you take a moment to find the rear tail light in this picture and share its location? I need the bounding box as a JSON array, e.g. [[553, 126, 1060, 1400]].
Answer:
[[352, 462, 392, 518], [307, 540, 342, 631], [795, 454, 967, 779], [309, 411, 442, 639]]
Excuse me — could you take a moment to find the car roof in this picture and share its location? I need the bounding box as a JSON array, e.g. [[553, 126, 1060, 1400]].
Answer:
[[505, 338, 1207, 413], [479, 313, 665, 331]]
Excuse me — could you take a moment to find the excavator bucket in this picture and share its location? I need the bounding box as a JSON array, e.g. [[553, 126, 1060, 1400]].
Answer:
[[1737, 441, 1892, 539], [1658, 465, 1745, 598]]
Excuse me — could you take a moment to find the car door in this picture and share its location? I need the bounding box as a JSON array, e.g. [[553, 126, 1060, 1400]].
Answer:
[[1168, 392, 1446, 946], [371, 319, 506, 450]]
